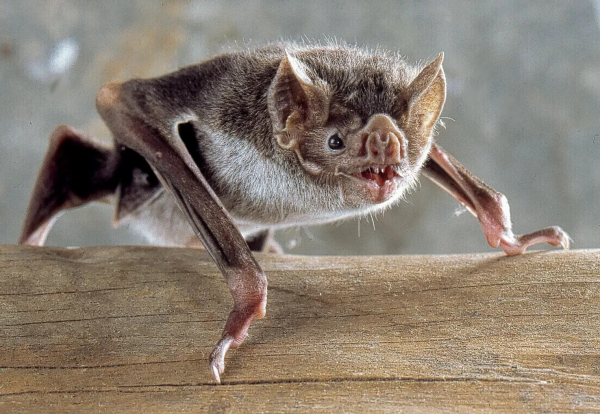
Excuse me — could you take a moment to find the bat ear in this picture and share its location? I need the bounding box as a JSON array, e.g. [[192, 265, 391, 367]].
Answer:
[[268, 51, 328, 148], [406, 52, 446, 133]]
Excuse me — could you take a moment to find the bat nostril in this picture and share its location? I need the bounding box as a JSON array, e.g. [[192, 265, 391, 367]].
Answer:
[[386, 132, 403, 159], [365, 132, 381, 158], [359, 116, 407, 162], [370, 139, 380, 156]]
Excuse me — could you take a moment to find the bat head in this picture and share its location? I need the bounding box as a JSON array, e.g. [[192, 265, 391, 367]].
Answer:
[[267, 48, 446, 207]]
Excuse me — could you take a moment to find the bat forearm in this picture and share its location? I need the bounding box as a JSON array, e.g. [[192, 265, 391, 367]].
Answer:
[[96, 79, 268, 383]]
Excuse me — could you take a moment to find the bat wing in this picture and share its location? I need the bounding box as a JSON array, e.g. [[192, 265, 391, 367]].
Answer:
[[20, 126, 119, 246], [19, 125, 161, 246]]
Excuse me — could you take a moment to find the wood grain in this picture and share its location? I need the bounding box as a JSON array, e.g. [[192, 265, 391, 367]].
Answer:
[[0, 245, 598, 412]]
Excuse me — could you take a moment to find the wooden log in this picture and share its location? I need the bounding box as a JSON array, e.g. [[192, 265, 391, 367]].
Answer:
[[0, 245, 598, 412]]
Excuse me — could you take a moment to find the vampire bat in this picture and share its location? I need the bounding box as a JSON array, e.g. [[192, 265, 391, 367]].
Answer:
[[19, 43, 570, 383]]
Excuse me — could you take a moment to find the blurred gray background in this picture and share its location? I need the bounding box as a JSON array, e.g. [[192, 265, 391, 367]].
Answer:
[[1, 0, 599, 255]]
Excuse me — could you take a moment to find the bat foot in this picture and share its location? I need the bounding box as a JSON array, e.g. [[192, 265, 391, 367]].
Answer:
[[500, 225, 571, 256], [209, 336, 234, 384], [208, 287, 267, 383]]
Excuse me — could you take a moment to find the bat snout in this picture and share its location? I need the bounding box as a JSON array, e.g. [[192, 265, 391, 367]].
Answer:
[[359, 114, 406, 165]]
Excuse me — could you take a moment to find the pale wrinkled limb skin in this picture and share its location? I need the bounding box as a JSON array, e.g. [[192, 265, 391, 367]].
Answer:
[[423, 143, 570, 255]]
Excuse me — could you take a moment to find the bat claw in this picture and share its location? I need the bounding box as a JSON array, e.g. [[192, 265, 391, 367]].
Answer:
[[209, 336, 234, 384], [207, 276, 267, 383], [211, 364, 221, 385], [557, 227, 572, 250], [500, 225, 571, 256]]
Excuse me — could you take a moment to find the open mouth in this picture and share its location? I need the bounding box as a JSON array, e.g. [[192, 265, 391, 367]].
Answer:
[[351, 165, 400, 187]]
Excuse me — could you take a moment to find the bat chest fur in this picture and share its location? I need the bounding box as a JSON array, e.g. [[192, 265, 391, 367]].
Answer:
[[198, 131, 395, 228]]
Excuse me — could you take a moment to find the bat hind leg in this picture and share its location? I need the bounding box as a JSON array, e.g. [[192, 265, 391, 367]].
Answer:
[[20, 125, 120, 246]]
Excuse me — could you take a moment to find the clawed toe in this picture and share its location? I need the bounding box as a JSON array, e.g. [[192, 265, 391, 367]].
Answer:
[[209, 336, 234, 384], [500, 225, 571, 256]]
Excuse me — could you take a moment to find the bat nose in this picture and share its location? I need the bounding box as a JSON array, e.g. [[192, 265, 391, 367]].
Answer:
[[361, 114, 406, 164]]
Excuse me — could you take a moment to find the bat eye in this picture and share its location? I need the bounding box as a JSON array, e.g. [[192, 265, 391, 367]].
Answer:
[[328, 133, 345, 151]]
